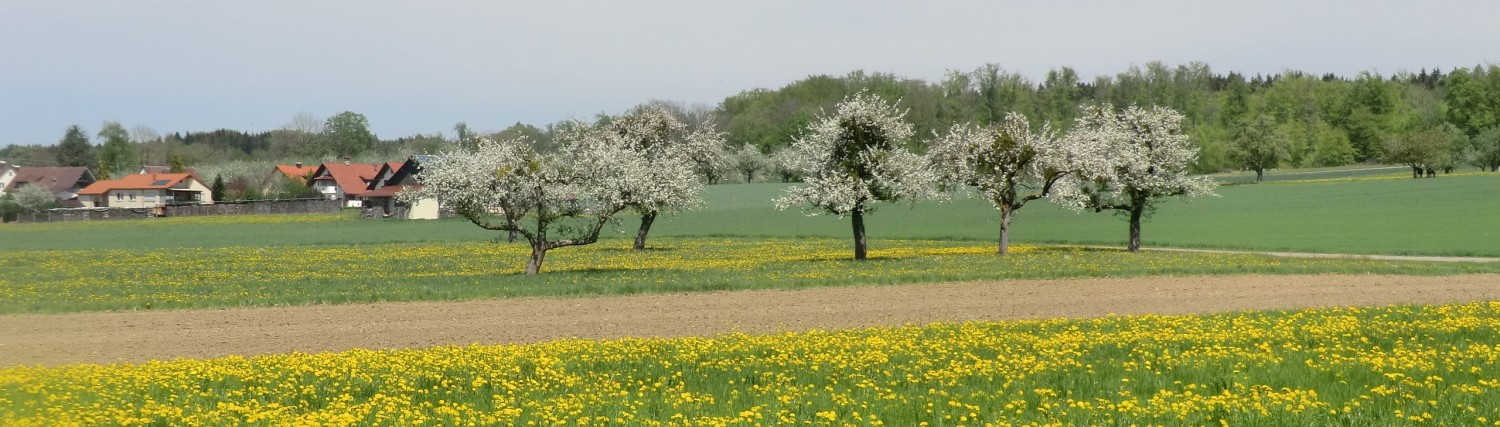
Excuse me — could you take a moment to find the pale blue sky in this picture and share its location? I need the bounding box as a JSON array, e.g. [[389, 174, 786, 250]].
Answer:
[[1, 0, 1495, 147]]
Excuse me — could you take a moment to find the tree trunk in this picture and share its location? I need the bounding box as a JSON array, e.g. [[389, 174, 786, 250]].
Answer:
[[1255, 169, 1264, 183], [1127, 206, 1143, 252], [525, 245, 547, 275], [851, 209, 867, 260], [997, 204, 1013, 255], [633, 211, 657, 251]]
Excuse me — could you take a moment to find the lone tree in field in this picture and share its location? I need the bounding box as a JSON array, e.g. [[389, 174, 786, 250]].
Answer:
[[402, 135, 632, 274], [599, 105, 723, 250], [774, 92, 938, 260], [1058, 105, 1215, 252], [1383, 128, 1450, 178], [929, 112, 1081, 254], [1228, 117, 1291, 183]]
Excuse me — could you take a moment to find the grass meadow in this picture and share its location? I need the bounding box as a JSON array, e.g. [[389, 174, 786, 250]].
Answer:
[[2, 168, 1499, 313], [2, 167, 1496, 256], [4, 302, 1498, 426], [3, 167, 1500, 425]]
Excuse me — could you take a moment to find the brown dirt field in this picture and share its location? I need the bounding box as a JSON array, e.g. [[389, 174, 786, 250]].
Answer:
[[2, 274, 1499, 367]]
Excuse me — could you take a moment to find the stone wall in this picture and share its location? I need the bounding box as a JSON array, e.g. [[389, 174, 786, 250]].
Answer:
[[6, 198, 342, 224]]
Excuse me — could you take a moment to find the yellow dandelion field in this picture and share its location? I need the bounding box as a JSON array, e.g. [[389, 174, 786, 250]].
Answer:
[[2, 303, 1498, 426]]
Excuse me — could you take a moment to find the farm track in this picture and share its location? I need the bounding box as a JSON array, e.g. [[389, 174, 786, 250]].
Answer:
[[3, 274, 1499, 367]]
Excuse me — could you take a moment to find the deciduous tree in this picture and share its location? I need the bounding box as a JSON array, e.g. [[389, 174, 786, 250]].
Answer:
[[730, 143, 769, 183], [1056, 105, 1216, 252], [1383, 128, 1450, 178], [323, 111, 375, 158], [402, 135, 634, 274], [774, 92, 939, 260], [1228, 117, 1292, 182], [929, 112, 1082, 254], [1466, 126, 1500, 172], [95, 121, 138, 179], [589, 105, 716, 250]]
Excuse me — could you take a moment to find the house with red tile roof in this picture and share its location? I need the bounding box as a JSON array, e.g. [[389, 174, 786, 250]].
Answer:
[[2, 166, 97, 205], [77, 173, 213, 208], [270, 162, 315, 185], [308, 161, 400, 207]]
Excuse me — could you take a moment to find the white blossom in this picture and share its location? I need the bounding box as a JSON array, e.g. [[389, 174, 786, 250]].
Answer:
[[773, 92, 940, 217], [1052, 105, 1216, 251], [400, 134, 633, 273], [928, 112, 1081, 253]]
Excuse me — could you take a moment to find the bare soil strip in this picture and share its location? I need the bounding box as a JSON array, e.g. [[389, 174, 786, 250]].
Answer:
[[1093, 246, 1500, 263], [3, 274, 1499, 367]]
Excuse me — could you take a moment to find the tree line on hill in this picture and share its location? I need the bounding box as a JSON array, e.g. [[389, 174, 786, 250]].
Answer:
[[4, 62, 1500, 187]]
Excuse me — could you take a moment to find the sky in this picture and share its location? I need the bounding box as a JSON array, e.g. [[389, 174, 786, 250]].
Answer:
[[1, 0, 1496, 148]]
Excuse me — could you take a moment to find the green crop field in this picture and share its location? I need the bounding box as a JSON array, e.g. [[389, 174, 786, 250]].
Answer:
[[3, 169, 1497, 256], [2, 170, 1500, 313]]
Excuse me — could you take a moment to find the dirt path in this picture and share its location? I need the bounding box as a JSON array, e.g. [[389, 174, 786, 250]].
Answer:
[[1131, 246, 1500, 263], [3, 274, 1499, 367]]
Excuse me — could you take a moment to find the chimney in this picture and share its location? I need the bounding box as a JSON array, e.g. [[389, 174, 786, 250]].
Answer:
[[295, 161, 303, 168], [343, 156, 350, 166]]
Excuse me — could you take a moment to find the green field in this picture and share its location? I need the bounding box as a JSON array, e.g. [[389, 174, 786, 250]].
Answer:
[[2, 169, 1499, 313], [3, 169, 1498, 256]]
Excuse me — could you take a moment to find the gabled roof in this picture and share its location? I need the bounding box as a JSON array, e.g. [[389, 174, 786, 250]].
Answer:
[[139, 166, 202, 181], [362, 183, 421, 198], [274, 164, 316, 183], [311, 163, 383, 196], [364, 161, 413, 191], [78, 173, 200, 195], [6, 167, 95, 195]]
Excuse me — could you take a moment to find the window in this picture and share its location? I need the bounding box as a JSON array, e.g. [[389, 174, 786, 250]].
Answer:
[[116, 192, 123, 201], [129, 192, 136, 201]]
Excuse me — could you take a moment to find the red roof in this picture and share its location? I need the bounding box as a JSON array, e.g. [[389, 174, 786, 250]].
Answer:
[[78, 173, 198, 195], [362, 183, 421, 198], [274, 165, 315, 182], [313, 163, 383, 196]]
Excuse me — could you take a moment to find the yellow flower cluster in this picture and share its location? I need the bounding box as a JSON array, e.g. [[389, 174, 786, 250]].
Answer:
[[0, 212, 351, 232], [0, 237, 1471, 313], [3, 303, 1498, 426]]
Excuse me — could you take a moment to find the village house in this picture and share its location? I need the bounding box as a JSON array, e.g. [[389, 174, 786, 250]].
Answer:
[[360, 156, 440, 219], [270, 162, 315, 185], [2, 166, 97, 207], [76, 173, 213, 208], [308, 161, 401, 207], [0, 161, 16, 197]]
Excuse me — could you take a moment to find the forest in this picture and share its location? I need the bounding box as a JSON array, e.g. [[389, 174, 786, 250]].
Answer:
[[4, 61, 1500, 177]]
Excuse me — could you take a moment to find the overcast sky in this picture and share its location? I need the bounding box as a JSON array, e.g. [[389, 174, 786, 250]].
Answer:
[[1, 1, 1495, 147]]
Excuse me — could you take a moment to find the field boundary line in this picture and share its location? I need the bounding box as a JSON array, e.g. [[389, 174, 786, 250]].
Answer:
[[1074, 245, 1500, 263]]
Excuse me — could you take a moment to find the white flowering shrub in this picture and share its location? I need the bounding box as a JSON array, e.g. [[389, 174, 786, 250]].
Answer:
[[1053, 105, 1216, 252], [928, 112, 1082, 254], [774, 92, 940, 260], [400, 135, 632, 274]]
